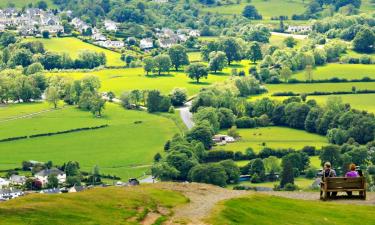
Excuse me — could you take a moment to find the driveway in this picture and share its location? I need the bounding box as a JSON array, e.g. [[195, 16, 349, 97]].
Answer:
[[178, 101, 194, 130]]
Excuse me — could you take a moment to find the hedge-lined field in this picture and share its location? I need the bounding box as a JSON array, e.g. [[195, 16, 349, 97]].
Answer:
[[0, 186, 188, 225], [307, 94, 375, 113], [25, 37, 124, 67], [47, 67, 235, 96], [0, 103, 179, 179], [213, 127, 328, 152], [208, 195, 375, 225], [200, 0, 306, 18], [0, 102, 50, 120], [293, 64, 375, 80], [266, 82, 375, 95], [0, 0, 56, 8]]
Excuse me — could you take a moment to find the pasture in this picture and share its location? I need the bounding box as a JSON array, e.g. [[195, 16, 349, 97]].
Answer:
[[208, 194, 375, 225], [265, 82, 375, 95], [0, 103, 179, 179], [227, 177, 315, 190], [0, 0, 56, 8], [293, 64, 375, 80], [200, 0, 306, 18], [188, 51, 202, 62], [0, 185, 188, 225], [307, 94, 375, 113], [214, 127, 328, 152], [46, 64, 243, 96], [25, 37, 124, 67]]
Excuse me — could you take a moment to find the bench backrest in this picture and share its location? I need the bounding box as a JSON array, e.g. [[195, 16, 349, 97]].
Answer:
[[324, 177, 365, 190]]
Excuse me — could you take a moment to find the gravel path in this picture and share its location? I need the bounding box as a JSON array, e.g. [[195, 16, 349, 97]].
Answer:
[[177, 101, 194, 130]]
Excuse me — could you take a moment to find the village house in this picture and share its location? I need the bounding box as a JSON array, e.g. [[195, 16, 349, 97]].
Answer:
[[212, 134, 236, 144], [92, 32, 107, 41], [40, 188, 61, 194], [0, 178, 10, 188], [0, 188, 24, 201], [104, 19, 118, 32], [68, 185, 85, 193], [9, 175, 26, 186], [71, 17, 90, 34], [35, 168, 66, 186], [140, 38, 154, 49], [286, 25, 312, 33], [94, 40, 124, 49]]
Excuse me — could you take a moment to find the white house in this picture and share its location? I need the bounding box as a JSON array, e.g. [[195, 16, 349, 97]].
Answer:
[[104, 19, 118, 32], [0, 178, 10, 188], [140, 38, 153, 49], [189, 29, 200, 37], [35, 168, 66, 186], [9, 175, 26, 185], [68, 185, 85, 193], [92, 32, 107, 41], [286, 25, 312, 33], [94, 40, 124, 49], [0, 188, 24, 200], [213, 134, 236, 144]]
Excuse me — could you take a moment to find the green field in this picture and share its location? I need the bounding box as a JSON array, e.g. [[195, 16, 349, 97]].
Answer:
[[201, 0, 306, 18], [307, 94, 375, 113], [265, 82, 375, 95], [188, 51, 202, 62], [25, 37, 124, 67], [294, 64, 375, 80], [214, 127, 328, 152], [0, 0, 56, 8], [361, 0, 375, 12], [0, 103, 179, 179], [47, 66, 236, 96], [208, 194, 375, 225], [0, 185, 188, 225], [0, 102, 51, 120], [228, 177, 315, 190]]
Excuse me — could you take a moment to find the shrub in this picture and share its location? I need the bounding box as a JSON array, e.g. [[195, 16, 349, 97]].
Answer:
[[284, 183, 298, 191], [235, 116, 256, 128], [305, 167, 317, 179], [359, 55, 372, 64]]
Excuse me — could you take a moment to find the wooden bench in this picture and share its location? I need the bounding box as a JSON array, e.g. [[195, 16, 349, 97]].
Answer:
[[320, 177, 366, 200]]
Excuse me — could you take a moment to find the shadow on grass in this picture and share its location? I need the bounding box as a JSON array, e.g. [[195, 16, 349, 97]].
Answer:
[[145, 73, 175, 78], [209, 71, 229, 76], [228, 63, 244, 68], [187, 81, 210, 85]]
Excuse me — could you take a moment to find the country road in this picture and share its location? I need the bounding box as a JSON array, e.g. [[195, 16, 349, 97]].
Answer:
[[178, 101, 194, 130]]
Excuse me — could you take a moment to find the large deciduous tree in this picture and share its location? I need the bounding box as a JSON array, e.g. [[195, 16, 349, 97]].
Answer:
[[186, 63, 208, 83], [168, 44, 190, 71]]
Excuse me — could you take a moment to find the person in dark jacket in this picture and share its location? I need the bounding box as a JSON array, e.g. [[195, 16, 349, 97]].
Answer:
[[322, 162, 337, 197]]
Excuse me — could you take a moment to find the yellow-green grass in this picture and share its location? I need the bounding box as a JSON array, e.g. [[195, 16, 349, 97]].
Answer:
[[198, 36, 219, 42], [227, 177, 314, 189], [47, 60, 254, 96], [307, 94, 375, 113], [0, 102, 50, 120], [214, 127, 328, 153], [0, 0, 56, 8], [293, 64, 375, 80], [201, 0, 306, 18], [0, 103, 179, 179], [269, 34, 307, 49], [0, 185, 188, 225], [188, 51, 202, 62], [361, 0, 375, 12], [208, 194, 375, 225], [310, 156, 321, 168], [25, 37, 124, 67], [265, 82, 375, 95]]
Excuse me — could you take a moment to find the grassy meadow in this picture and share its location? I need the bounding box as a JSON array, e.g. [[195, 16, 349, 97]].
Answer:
[[214, 127, 328, 152], [46, 60, 256, 96], [0, 102, 51, 120], [227, 177, 315, 190], [0, 103, 179, 179], [0, 0, 56, 8], [0, 185, 188, 225], [200, 0, 306, 18], [208, 194, 375, 225], [293, 64, 375, 80], [307, 94, 375, 113], [25, 37, 125, 67]]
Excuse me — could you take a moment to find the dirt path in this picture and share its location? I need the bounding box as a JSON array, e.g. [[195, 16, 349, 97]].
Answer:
[[155, 183, 248, 225], [260, 191, 375, 205]]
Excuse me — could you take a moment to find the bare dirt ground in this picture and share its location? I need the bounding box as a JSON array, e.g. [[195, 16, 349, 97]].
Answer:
[[154, 182, 248, 225]]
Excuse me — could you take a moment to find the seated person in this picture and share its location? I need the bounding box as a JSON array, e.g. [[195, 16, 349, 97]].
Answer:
[[345, 163, 359, 197], [345, 163, 359, 178], [321, 162, 337, 197]]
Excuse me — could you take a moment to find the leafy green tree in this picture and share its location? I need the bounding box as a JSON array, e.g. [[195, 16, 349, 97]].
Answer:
[[25, 62, 44, 75], [66, 176, 81, 187], [151, 162, 179, 181], [36, 0, 48, 10], [143, 57, 155, 75], [42, 30, 50, 38], [170, 88, 187, 106], [185, 63, 208, 83], [166, 151, 198, 180], [154, 54, 172, 75], [263, 156, 281, 174], [193, 107, 220, 132], [304, 107, 321, 133], [9, 48, 33, 67], [218, 108, 235, 129], [353, 27, 375, 53], [45, 86, 60, 109], [90, 94, 106, 117], [64, 161, 80, 176], [189, 163, 228, 186], [219, 38, 243, 65], [219, 160, 240, 184], [247, 41, 262, 64], [47, 174, 59, 188], [242, 5, 262, 19], [208, 51, 227, 73], [283, 37, 297, 48], [280, 66, 292, 82], [0, 32, 16, 47], [320, 145, 341, 168], [250, 158, 265, 181], [284, 102, 310, 129], [147, 90, 163, 112], [168, 44, 190, 71], [280, 156, 294, 187], [187, 121, 214, 149]]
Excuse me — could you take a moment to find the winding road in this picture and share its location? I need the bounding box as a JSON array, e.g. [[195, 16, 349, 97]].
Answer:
[[178, 101, 194, 130]]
